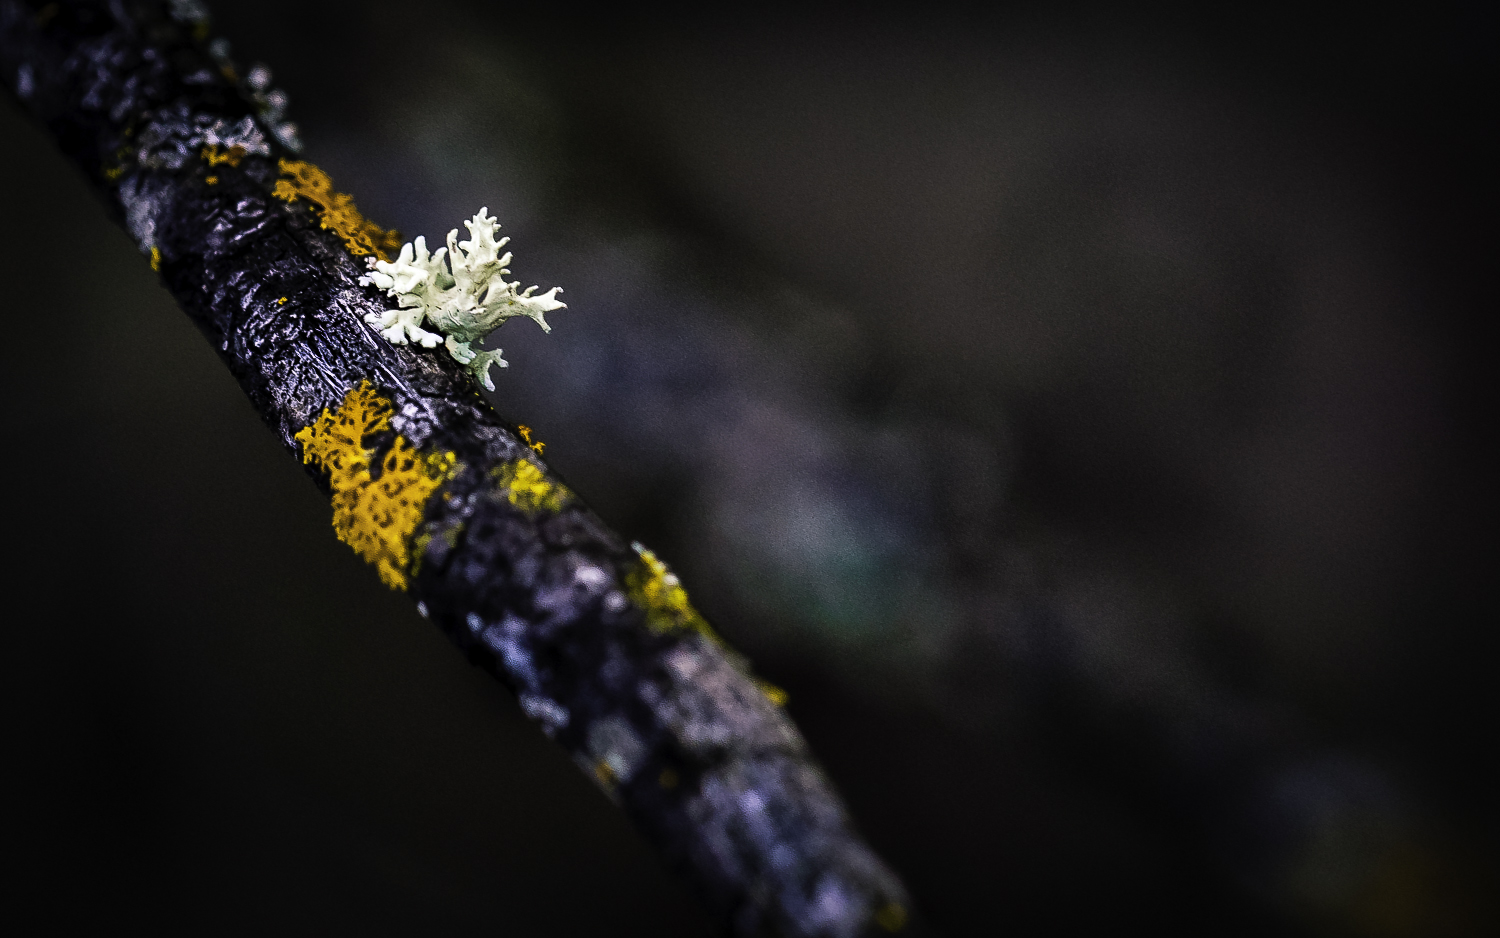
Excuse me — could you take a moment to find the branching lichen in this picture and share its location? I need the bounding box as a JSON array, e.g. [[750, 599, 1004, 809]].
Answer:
[[271, 159, 402, 261], [360, 208, 564, 389], [294, 382, 457, 590]]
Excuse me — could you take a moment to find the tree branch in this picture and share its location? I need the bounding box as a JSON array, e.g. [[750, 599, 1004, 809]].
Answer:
[[0, 2, 910, 935]]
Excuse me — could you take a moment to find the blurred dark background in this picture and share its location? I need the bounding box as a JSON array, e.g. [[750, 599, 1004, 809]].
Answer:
[[2, 2, 1493, 935]]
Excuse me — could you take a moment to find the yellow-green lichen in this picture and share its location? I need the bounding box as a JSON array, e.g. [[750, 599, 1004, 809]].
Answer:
[[409, 519, 465, 580], [625, 545, 787, 705], [271, 159, 402, 261], [492, 458, 569, 514], [102, 142, 131, 181], [294, 381, 457, 590], [625, 545, 722, 643], [754, 679, 789, 707]]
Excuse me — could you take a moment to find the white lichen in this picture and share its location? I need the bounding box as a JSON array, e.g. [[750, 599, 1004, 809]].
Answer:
[[360, 208, 564, 390]]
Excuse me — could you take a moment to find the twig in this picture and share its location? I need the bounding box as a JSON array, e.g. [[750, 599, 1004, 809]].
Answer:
[[0, 2, 910, 935]]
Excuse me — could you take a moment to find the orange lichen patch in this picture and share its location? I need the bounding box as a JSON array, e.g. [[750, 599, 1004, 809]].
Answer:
[[625, 545, 723, 644], [875, 902, 908, 932], [201, 144, 245, 168], [294, 382, 457, 590], [271, 159, 402, 261], [517, 424, 546, 455], [492, 458, 569, 514]]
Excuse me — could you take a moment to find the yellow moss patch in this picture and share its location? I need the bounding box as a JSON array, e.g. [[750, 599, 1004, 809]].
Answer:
[[294, 382, 457, 590], [201, 144, 245, 168], [492, 458, 569, 514], [272, 159, 402, 261]]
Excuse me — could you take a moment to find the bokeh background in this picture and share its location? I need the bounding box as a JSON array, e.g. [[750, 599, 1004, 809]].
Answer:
[[2, 2, 1492, 935]]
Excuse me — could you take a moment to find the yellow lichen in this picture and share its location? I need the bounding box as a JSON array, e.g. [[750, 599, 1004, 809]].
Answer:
[[149, 246, 161, 271], [294, 382, 457, 590], [205, 175, 218, 185], [201, 144, 245, 168], [409, 520, 464, 580], [271, 159, 402, 261], [624, 545, 786, 702], [754, 679, 789, 707], [517, 424, 546, 455], [594, 760, 617, 788], [103, 143, 132, 181], [625, 546, 723, 644], [492, 458, 569, 514]]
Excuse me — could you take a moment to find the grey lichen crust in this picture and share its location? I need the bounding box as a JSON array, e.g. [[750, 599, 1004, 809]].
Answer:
[[0, 2, 910, 936]]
